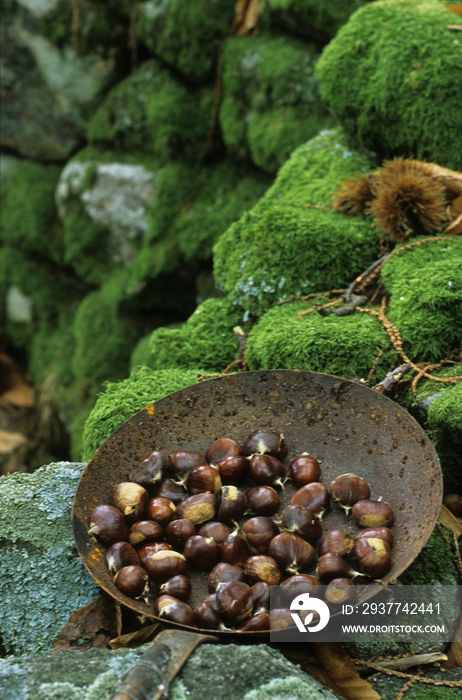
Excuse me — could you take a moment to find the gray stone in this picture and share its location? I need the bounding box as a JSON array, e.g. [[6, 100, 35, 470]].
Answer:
[[6, 285, 33, 323]]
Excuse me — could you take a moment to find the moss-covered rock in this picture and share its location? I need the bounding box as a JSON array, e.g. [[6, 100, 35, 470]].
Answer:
[[137, 0, 236, 83], [400, 525, 458, 586], [246, 298, 395, 382], [381, 238, 462, 363], [219, 34, 334, 173], [81, 367, 203, 460], [266, 0, 373, 41], [315, 0, 462, 169]]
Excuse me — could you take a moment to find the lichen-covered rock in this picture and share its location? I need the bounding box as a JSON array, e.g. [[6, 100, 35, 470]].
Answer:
[[266, 0, 372, 41], [315, 0, 462, 170], [219, 34, 333, 173], [381, 238, 462, 363], [213, 129, 380, 318], [81, 367, 203, 460], [137, 0, 236, 84], [0, 462, 100, 655]]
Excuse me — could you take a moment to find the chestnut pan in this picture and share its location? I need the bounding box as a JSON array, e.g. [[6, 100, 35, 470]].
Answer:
[[73, 369, 443, 638]]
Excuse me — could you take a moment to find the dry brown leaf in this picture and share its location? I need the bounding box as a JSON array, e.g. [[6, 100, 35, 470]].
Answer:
[[446, 4, 462, 17], [445, 23, 462, 29], [53, 596, 118, 652], [443, 212, 462, 235], [110, 623, 160, 649], [0, 351, 34, 407], [426, 162, 462, 197], [438, 504, 462, 536], [2, 381, 34, 408], [234, 0, 260, 36], [312, 642, 381, 700], [0, 429, 28, 455], [450, 193, 462, 216]]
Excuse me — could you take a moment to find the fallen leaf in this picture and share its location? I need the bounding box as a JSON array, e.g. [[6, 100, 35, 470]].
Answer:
[[110, 623, 160, 649], [450, 193, 462, 217], [0, 352, 34, 407], [311, 642, 381, 699], [445, 23, 462, 29], [426, 162, 462, 197], [443, 212, 462, 235], [2, 382, 34, 408], [0, 429, 28, 455], [233, 0, 260, 36], [53, 596, 118, 652], [446, 4, 462, 17], [438, 505, 462, 536]]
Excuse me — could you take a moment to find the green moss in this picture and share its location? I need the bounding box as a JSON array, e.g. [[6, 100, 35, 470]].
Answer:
[[0, 162, 63, 263], [315, 0, 462, 169], [400, 525, 457, 585], [267, 0, 372, 39], [427, 382, 462, 490], [137, 0, 236, 83], [381, 238, 462, 363], [219, 34, 334, 173], [246, 298, 395, 381], [29, 312, 75, 387], [81, 367, 203, 460]]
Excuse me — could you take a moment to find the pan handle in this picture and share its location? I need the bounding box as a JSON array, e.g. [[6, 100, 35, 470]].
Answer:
[[111, 628, 218, 700]]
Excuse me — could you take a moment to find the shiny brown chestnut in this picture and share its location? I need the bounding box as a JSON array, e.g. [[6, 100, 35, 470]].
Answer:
[[216, 581, 253, 622], [443, 494, 462, 518], [137, 542, 173, 568], [244, 555, 282, 584], [144, 549, 188, 582], [318, 530, 354, 558], [280, 504, 322, 542], [111, 482, 148, 523], [208, 562, 245, 593], [165, 519, 196, 549], [159, 575, 192, 602], [251, 581, 271, 613], [170, 450, 207, 486], [241, 428, 288, 459], [176, 492, 216, 525], [129, 450, 170, 486], [354, 527, 394, 547], [288, 454, 321, 487], [183, 535, 221, 570], [128, 520, 164, 547], [216, 455, 249, 485], [325, 578, 358, 605], [221, 531, 251, 566], [354, 537, 392, 579], [206, 438, 241, 467], [290, 482, 329, 520], [329, 473, 371, 515], [246, 486, 280, 516], [217, 485, 247, 523], [352, 499, 394, 528], [106, 541, 139, 573], [236, 612, 270, 632], [268, 533, 315, 574], [269, 608, 296, 630], [248, 454, 286, 489], [242, 516, 279, 554], [194, 599, 224, 631], [114, 565, 149, 601], [88, 504, 128, 545], [280, 575, 322, 606], [154, 594, 194, 627], [155, 478, 187, 505], [146, 497, 176, 526], [316, 553, 361, 584], [198, 521, 232, 545], [186, 465, 222, 496]]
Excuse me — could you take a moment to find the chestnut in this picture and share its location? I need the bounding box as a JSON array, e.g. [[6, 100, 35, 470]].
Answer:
[[217, 485, 247, 523], [111, 482, 148, 523], [186, 465, 222, 496], [325, 578, 358, 606], [443, 494, 462, 518], [155, 478, 187, 505], [216, 581, 253, 622], [318, 530, 354, 558], [216, 455, 248, 485], [244, 555, 282, 584], [159, 575, 191, 602], [241, 428, 288, 459], [129, 450, 170, 486], [194, 598, 224, 631], [128, 520, 164, 547], [251, 581, 271, 613], [165, 519, 196, 549], [144, 549, 188, 582], [317, 553, 361, 584], [354, 527, 394, 547], [288, 454, 321, 487], [290, 482, 329, 520], [236, 612, 270, 632], [114, 565, 149, 601], [269, 608, 296, 630], [154, 594, 194, 627], [352, 499, 394, 528], [241, 516, 279, 555], [176, 492, 216, 525], [146, 497, 176, 526], [280, 504, 322, 542], [137, 542, 172, 568], [208, 562, 245, 593], [106, 541, 139, 573], [354, 537, 392, 579], [268, 533, 315, 574], [248, 454, 286, 489], [206, 438, 241, 467], [88, 504, 128, 545], [170, 450, 207, 485], [198, 521, 232, 545], [330, 473, 371, 515], [280, 575, 322, 606], [246, 486, 280, 516], [221, 530, 251, 566], [184, 535, 221, 570]]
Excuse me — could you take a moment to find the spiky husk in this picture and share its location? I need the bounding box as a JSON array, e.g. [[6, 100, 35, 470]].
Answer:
[[332, 175, 375, 215]]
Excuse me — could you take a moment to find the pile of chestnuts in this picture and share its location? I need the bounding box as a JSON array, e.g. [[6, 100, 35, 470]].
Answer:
[[87, 428, 395, 632]]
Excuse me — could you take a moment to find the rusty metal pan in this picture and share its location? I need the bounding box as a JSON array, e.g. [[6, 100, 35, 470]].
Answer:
[[73, 369, 443, 635]]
